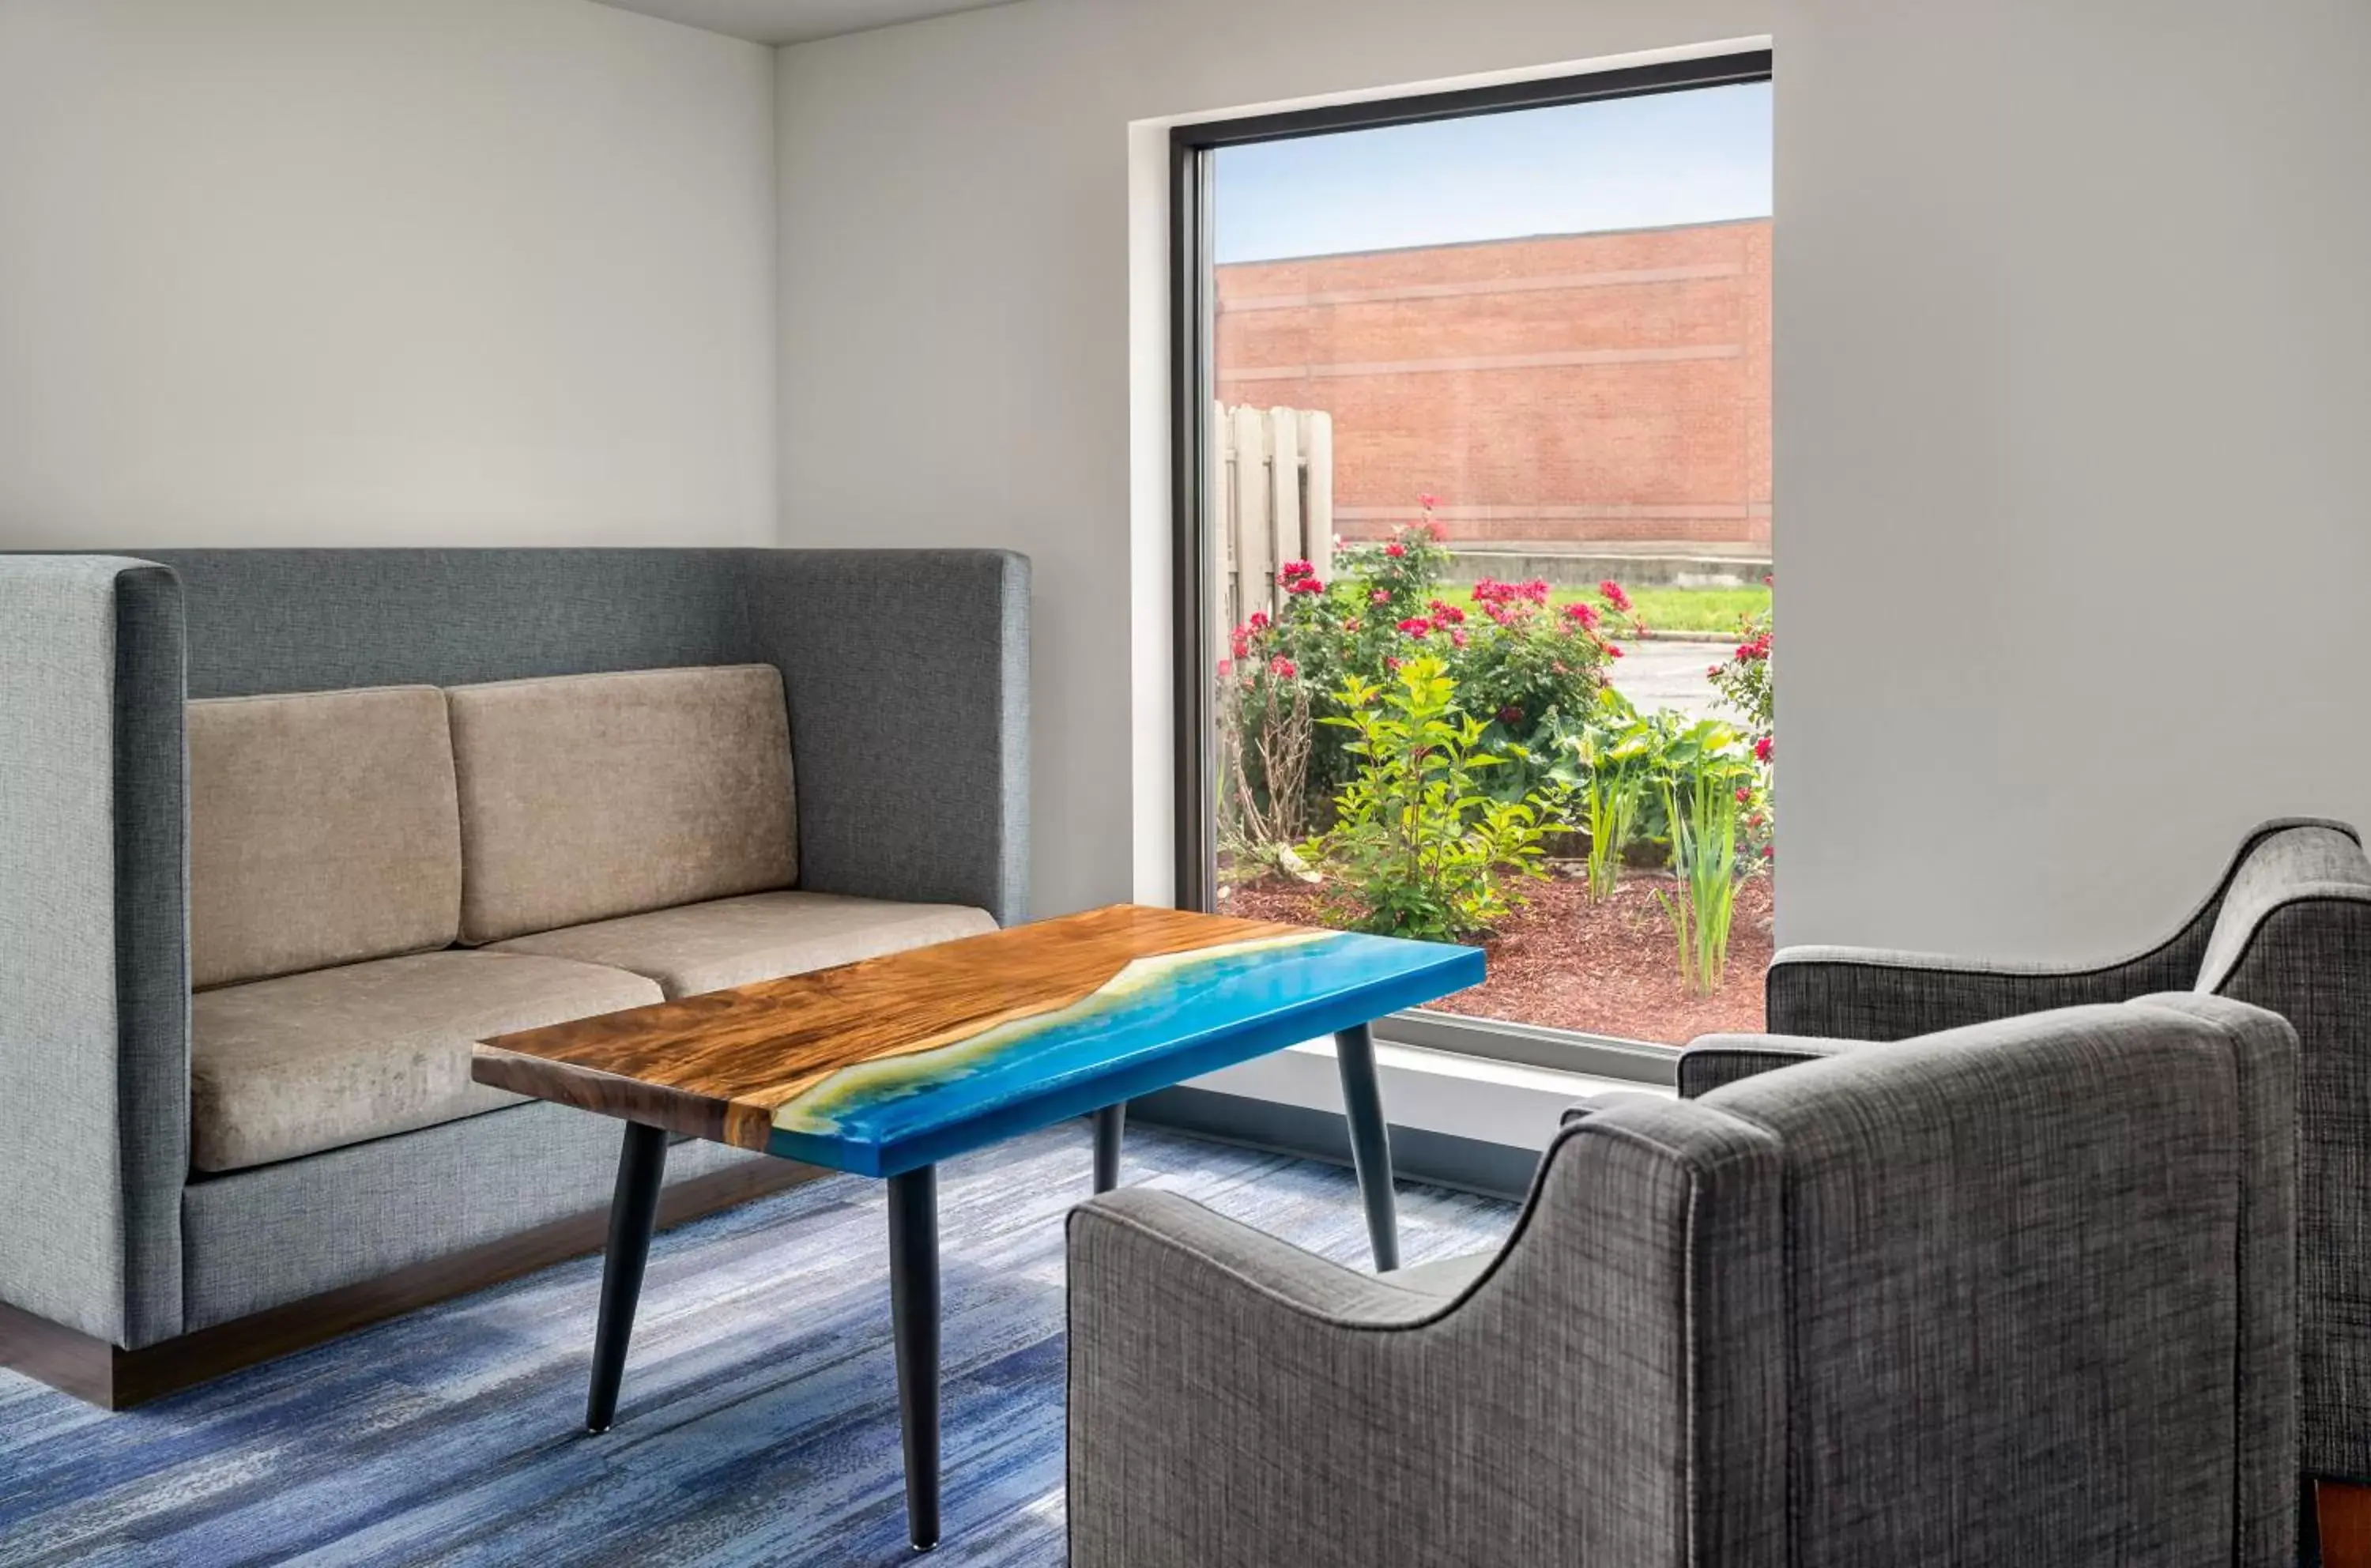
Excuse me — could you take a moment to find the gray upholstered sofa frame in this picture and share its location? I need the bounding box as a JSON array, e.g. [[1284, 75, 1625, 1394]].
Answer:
[[0, 548, 1027, 1406]]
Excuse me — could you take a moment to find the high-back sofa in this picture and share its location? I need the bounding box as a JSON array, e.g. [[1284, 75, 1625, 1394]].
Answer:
[[0, 548, 1028, 1407]]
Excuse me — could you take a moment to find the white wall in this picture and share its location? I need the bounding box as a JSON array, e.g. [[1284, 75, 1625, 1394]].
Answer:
[[1775, 0, 2371, 955], [774, 0, 1771, 920], [782, 0, 2371, 956], [0, 0, 776, 547]]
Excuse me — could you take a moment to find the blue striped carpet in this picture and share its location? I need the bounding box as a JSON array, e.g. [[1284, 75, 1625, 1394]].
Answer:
[[0, 1123, 1517, 1566]]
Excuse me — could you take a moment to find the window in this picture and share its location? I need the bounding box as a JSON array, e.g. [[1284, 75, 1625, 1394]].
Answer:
[[1172, 54, 1774, 1075]]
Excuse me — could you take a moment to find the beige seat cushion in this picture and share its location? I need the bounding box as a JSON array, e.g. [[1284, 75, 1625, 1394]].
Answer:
[[190, 951, 664, 1173], [447, 665, 797, 945], [189, 685, 462, 989], [486, 890, 997, 999]]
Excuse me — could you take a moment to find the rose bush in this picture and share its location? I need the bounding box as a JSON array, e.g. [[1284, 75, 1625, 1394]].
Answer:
[[1220, 496, 1642, 837], [1705, 578, 1774, 865], [1219, 496, 1776, 981]]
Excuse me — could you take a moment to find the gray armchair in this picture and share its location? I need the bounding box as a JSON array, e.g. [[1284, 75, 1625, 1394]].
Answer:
[[1767, 818, 2371, 1487], [1068, 997, 2298, 1566]]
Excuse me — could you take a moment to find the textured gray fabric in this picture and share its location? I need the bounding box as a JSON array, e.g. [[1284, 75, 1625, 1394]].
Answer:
[[0, 557, 187, 1348], [1769, 818, 2369, 1485], [1676, 1031, 1856, 1098], [2134, 993, 2303, 1566], [123, 548, 755, 695], [188, 952, 664, 1173], [487, 890, 996, 998], [2207, 892, 2371, 1482], [1766, 817, 2354, 1040], [1069, 1093, 1787, 1567], [1702, 997, 2295, 1565], [180, 1099, 771, 1329], [1069, 998, 2298, 1568], [2195, 824, 2371, 993], [744, 549, 1030, 927]]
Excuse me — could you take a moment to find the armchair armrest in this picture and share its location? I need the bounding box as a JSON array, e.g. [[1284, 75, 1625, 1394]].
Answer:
[[742, 549, 1029, 926], [1678, 1032, 1860, 1098], [1067, 1100, 1785, 1567], [0, 556, 187, 1348]]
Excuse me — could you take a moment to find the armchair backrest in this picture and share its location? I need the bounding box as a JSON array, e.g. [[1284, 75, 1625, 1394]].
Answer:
[[2190, 823, 2371, 1483], [1565, 995, 2297, 1565], [2196, 822, 2371, 993]]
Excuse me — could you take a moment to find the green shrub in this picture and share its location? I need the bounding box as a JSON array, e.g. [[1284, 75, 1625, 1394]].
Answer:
[[1299, 657, 1547, 942], [1650, 719, 1757, 994]]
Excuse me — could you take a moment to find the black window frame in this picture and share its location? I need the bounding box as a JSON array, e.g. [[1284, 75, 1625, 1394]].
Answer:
[[1169, 49, 1774, 1083]]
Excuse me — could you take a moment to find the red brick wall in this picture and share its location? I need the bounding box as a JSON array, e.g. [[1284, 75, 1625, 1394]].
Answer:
[[1214, 218, 1771, 550]]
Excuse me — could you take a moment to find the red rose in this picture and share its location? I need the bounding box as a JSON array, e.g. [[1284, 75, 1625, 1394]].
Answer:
[[1385, 543, 1406, 558], [1498, 705, 1524, 726], [1397, 616, 1433, 637], [1599, 580, 1633, 612], [1280, 559, 1314, 580], [1285, 576, 1324, 595], [1450, 629, 1468, 648], [1248, 611, 1268, 631], [1755, 735, 1774, 763], [1417, 492, 1439, 511], [1736, 785, 1752, 804], [1370, 589, 1391, 604], [1216, 658, 1231, 678], [1268, 657, 1296, 679], [1608, 644, 1625, 658]]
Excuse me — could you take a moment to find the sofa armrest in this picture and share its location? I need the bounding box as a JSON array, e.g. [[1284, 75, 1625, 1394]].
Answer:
[[1678, 1032, 1861, 1098], [741, 549, 1029, 927], [0, 556, 187, 1347]]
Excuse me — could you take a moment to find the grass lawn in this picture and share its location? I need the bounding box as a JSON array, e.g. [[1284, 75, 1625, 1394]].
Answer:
[[1544, 583, 1770, 635]]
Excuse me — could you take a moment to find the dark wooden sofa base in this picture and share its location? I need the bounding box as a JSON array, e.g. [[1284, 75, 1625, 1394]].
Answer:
[[0, 1158, 820, 1411]]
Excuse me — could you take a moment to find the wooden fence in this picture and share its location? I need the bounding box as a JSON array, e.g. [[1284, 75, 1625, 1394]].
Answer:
[[1212, 403, 1333, 648]]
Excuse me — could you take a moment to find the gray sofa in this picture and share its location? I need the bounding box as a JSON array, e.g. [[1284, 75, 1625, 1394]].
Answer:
[[1068, 997, 2299, 1566], [0, 548, 1028, 1405], [1764, 818, 2371, 1489]]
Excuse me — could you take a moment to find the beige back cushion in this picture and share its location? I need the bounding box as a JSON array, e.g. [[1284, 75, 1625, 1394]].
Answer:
[[447, 665, 797, 945], [189, 686, 463, 989]]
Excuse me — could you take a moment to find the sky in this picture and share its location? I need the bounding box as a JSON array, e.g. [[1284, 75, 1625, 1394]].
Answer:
[[1212, 81, 1772, 265]]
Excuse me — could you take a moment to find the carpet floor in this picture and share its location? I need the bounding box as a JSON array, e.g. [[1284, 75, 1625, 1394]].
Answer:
[[0, 1123, 1519, 1566]]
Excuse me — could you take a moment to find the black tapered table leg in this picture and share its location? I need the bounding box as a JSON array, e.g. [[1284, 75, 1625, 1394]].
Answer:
[[586, 1120, 669, 1434], [1092, 1102, 1126, 1193], [1333, 1023, 1400, 1272], [888, 1165, 940, 1552]]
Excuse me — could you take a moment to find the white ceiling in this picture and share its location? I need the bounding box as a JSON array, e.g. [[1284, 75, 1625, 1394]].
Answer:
[[590, 0, 1018, 46]]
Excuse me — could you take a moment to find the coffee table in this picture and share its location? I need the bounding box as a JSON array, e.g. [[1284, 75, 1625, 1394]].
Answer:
[[473, 903, 1483, 1551]]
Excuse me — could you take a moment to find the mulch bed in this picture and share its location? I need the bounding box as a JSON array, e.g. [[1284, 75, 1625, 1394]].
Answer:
[[1220, 865, 1773, 1045]]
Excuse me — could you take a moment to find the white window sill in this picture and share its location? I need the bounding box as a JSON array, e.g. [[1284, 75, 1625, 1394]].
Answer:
[[1185, 1034, 1676, 1154]]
